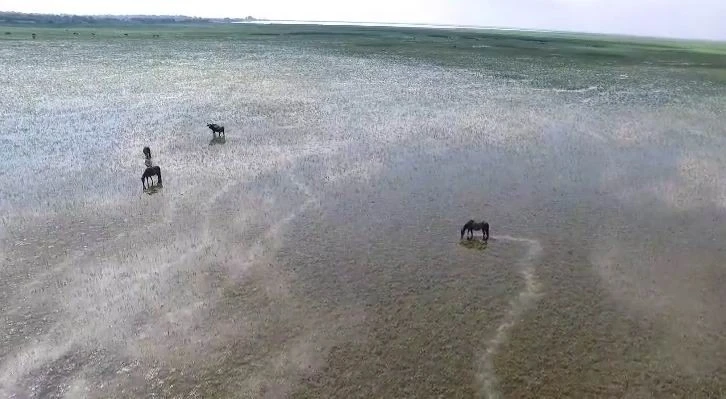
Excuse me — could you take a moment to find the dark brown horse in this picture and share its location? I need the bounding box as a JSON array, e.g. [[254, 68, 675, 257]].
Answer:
[[207, 123, 225, 137], [141, 166, 162, 189], [461, 220, 489, 241]]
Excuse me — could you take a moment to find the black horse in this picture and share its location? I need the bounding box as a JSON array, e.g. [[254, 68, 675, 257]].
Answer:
[[207, 123, 225, 137], [461, 220, 489, 241], [141, 166, 162, 189]]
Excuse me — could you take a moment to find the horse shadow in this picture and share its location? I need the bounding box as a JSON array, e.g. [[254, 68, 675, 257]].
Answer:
[[209, 136, 227, 146], [144, 183, 162, 195], [459, 239, 488, 251]]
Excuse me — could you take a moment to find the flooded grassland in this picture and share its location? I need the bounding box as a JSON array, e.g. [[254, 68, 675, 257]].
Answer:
[[1, 25, 726, 397]]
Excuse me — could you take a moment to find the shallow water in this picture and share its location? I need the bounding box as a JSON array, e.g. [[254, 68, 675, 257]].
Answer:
[[1, 36, 726, 398]]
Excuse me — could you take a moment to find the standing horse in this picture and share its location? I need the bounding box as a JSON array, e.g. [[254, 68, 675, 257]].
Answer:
[[207, 123, 225, 137], [461, 219, 489, 241], [141, 166, 162, 189]]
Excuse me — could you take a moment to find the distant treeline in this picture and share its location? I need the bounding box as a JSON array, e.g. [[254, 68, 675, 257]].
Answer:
[[0, 11, 257, 25]]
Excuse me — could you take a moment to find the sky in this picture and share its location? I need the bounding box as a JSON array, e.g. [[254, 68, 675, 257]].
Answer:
[[3, 0, 726, 40]]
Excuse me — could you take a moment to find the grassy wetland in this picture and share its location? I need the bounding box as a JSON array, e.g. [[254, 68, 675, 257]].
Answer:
[[2, 23, 726, 398]]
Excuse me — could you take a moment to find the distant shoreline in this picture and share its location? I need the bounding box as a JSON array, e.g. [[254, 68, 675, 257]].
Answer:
[[0, 10, 257, 24], [1, 11, 724, 42], [235, 19, 556, 33], [232, 20, 725, 43]]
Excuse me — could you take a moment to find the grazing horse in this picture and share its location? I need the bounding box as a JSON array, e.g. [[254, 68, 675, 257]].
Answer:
[[207, 123, 225, 137], [461, 219, 489, 241], [143, 146, 151, 159], [141, 166, 162, 189]]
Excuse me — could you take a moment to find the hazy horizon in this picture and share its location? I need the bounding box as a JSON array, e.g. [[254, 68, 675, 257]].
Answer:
[[2, 0, 726, 41]]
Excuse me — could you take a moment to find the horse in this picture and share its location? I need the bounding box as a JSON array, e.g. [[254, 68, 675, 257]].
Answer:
[[207, 123, 225, 137], [141, 166, 162, 189], [143, 146, 151, 160], [461, 219, 489, 241]]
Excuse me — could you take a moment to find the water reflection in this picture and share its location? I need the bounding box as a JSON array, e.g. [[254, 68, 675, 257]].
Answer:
[[144, 184, 162, 195], [209, 136, 226, 146], [459, 239, 488, 250]]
